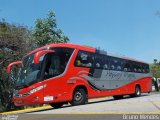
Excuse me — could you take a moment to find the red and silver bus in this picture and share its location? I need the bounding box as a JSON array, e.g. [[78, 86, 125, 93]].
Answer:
[[7, 43, 152, 108]]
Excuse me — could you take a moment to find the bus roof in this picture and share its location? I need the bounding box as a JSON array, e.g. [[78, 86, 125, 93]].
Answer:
[[97, 50, 148, 64], [26, 43, 148, 64], [26, 43, 96, 56]]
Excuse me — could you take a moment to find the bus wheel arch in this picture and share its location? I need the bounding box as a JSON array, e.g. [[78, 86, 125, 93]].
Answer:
[[131, 84, 141, 97], [70, 85, 88, 106]]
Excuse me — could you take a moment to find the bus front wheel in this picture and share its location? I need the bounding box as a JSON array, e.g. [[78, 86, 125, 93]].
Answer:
[[70, 88, 87, 106]]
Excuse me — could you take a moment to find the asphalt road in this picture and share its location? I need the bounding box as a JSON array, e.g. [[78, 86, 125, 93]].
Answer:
[[1, 93, 160, 120]]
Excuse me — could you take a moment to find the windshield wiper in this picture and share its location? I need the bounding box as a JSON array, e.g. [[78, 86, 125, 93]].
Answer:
[[16, 84, 29, 89]]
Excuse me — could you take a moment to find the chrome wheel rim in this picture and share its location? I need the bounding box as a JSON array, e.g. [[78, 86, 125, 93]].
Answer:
[[75, 92, 82, 101], [136, 88, 140, 95]]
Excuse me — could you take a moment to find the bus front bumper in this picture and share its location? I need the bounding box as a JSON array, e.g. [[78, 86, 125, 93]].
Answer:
[[13, 93, 43, 106]]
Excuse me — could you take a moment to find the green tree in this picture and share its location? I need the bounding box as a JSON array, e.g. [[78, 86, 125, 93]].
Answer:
[[150, 59, 160, 78], [153, 59, 158, 64], [0, 11, 69, 112], [0, 19, 33, 112], [32, 11, 69, 47]]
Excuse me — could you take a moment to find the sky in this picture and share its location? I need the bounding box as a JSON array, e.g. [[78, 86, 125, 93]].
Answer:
[[0, 0, 160, 63]]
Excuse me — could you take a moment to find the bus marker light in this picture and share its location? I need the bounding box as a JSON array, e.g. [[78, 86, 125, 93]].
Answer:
[[67, 80, 76, 84]]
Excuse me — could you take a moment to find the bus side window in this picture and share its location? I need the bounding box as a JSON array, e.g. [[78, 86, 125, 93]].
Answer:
[[123, 61, 131, 72], [96, 63, 101, 68], [109, 57, 115, 70], [137, 64, 142, 73], [117, 59, 124, 71], [132, 62, 143, 73], [117, 66, 122, 71], [111, 65, 115, 70], [124, 68, 128, 72], [142, 65, 146, 73], [110, 58, 117, 70], [132, 63, 137, 72], [75, 56, 82, 66], [109, 57, 123, 71], [144, 64, 149, 73], [103, 64, 108, 70], [105, 56, 109, 70], [74, 50, 93, 68], [95, 54, 105, 69], [138, 65, 142, 73]]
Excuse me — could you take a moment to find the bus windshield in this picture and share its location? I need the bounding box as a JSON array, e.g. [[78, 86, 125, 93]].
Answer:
[[16, 47, 74, 89], [16, 53, 45, 88]]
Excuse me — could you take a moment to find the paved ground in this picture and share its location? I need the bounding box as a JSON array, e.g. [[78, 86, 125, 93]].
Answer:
[[29, 93, 160, 114], [1, 93, 160, 120]]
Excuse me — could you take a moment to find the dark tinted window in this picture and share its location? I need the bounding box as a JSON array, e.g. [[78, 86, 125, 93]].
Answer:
[[95, 54, 109, 69], [109, 57, 124, 71], [141, 64, 145, 73], [123, 60, 132, 72], [74, 50, 94, 68], [130, 62, 149, 73], [132, 62, 140, 73], [44, 47, 74, 79], [132, 62, 143, 73], [144, 64, 150, 73]]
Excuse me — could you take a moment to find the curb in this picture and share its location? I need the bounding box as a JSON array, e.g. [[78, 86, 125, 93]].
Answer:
[[0, 106, 52, 115]]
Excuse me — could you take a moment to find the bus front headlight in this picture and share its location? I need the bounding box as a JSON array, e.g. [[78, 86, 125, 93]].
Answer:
[[29, 85, 46, 94], [23, 85, 46, 96]]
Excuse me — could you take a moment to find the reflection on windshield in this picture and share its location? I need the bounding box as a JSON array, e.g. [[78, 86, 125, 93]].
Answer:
[[17, 54, 44, 88]]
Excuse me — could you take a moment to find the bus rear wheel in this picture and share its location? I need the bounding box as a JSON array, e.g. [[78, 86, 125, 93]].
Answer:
[[70, 88, 87, 106], [135, 85, 141, 97], [50, 103, 64, 109], [131, 85, 141, 97]]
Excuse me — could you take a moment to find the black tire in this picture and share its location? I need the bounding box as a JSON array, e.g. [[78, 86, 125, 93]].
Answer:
[[131, 85, 141, 97], [50, 103, 63, 109], [113, 95, 123, 100], [135, 85, 141, 97], [70, 88, 87, 106]]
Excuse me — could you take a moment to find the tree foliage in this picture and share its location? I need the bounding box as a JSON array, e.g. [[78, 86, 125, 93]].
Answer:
[[0, 19, 33, 112], [0, 11, 70, 112], [150, 59, 160, 78], [32, 11, 69, 47]]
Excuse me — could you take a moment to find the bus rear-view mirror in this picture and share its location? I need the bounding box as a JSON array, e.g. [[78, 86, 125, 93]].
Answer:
[[7, 61, 22, 74], [34, 50, 55, 64]]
